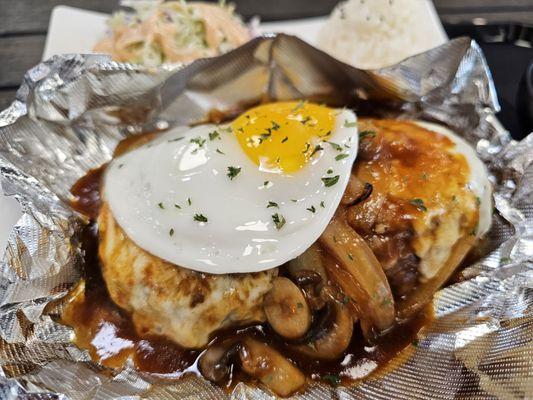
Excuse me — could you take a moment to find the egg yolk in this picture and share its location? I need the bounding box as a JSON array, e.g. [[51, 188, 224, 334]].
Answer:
[[231, 101, 336, 173]]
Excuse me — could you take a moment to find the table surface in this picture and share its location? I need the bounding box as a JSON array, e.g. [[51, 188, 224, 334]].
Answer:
[[1, 0, 533, 111]]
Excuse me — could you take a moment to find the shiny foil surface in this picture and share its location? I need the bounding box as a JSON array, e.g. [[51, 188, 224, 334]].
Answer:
[[0, 35, 531, 399]]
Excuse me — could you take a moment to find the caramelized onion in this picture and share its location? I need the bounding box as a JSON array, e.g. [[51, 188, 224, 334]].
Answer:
[[398, 236, 476, 319], [341, 174, 372, 206], [288, 243, 328, 285], [319, 217, 395, 334], [240, 337, 306, 397]]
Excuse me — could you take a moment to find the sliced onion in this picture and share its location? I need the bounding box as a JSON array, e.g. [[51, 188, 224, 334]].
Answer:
[[319, 217, 395, 333], [287, 243, 328, 284], [240, 337, 306, 397], [398, 236, 476, 319]]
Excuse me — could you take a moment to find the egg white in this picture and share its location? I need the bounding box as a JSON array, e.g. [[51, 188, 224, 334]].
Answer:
[[104, 109, 358, 274]]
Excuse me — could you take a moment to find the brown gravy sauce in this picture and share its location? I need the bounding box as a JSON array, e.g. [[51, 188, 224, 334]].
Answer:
[[64, 131, 433, 390]]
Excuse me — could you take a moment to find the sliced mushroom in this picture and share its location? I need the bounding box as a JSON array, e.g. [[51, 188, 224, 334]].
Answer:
[[240, 337, 306, 397], [292, 300, 353, 360], [264, 277, 311, 340], [198, 338, 240, 383]]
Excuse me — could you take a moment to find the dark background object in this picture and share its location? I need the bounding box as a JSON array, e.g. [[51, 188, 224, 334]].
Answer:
[[1, 0, 533, 140], [444, 23, 533, 140]]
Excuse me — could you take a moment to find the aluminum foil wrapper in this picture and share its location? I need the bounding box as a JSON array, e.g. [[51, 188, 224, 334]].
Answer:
[[0, 35, 531, 399]]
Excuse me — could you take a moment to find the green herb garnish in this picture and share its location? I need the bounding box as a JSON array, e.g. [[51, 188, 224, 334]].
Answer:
[[301, 116, 312, 125], [281, 136, 288, 143], [310, 145, 323, 157], [168, 137, 184, 143], [410, 198, 427, 212], [320, 201, 325, 208], [335, 153, 350, 161], [359, 130, 377, 139], [158, 202, 165, 209], [190, 137, 206, 147], [187, 198, 192, 206], [227, 166, 242, 180], [327, 141, 343, 152], [169, 228, 175, 236], [259, 132, 271, 143], [193, 214, 208, 223], [272, 213, 286, 230], [209, 131, 220, 141], [307, 205, 316, 213], [216, 148, 225, 154], [321, 175, 340, 187], [267, 201, 279, 209], [323, 374, 341, 386], [174, 204, 181, 209], [344, 120, 357, 128]]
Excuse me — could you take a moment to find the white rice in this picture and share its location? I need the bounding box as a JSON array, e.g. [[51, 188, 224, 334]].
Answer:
[[316, 0, 447, 69]]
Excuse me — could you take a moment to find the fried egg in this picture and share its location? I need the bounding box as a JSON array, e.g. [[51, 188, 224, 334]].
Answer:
[[103, 102, 358, 274]]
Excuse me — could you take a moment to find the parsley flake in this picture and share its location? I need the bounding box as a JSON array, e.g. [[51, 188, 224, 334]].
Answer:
[[168, 137, 184, 143], [335, 153, 350, 161], [187, 198, 192, 206], [291, 199, 298, 203], [267, 201, 279, 209], [327, 141, 343, 152], [281, 136, 288, 143], [296, 302, 304, 309], [216, 148, 225, 154], [190, 137, 206, 147], [344, 120, 357, 128], [272, 213, 286, 230], [322, 175, 340, 187], [158, 202, 165, 209], [258, 132, 271, 143], [174, 204, 181, 209], [327, 168, 333, 174], [209, 131, 220, 141], [169, 228, 175, 236], [301, 116, 312, 125], [320, 201, 325, 208], [410, 198, 427, 212], [302, 142, 311, 153], [270, 121, 280, 131], [193, 214, 208, 223], [307, 205, 316, 213], [359, 130, 377, 139], [323, 374, 341, 386], [227, 166, 242, 180], [347, 253, 354, 260], [310, 145, 323, 157]]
